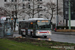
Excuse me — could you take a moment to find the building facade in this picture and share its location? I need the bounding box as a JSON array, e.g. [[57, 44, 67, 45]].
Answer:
[[63, 0, 75, 20], [0, 0, 64, 30], [63, 0, 75, 27]]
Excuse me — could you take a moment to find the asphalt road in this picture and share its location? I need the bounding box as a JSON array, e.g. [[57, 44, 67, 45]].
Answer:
[[13, 31, 75, 44], [50, 32, 75, 43]]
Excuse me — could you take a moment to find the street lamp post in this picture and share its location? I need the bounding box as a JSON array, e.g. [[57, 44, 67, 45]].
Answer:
[[69, 0, 71, 29], [32, 0, 34, 18], [56, 0, 58, 29]]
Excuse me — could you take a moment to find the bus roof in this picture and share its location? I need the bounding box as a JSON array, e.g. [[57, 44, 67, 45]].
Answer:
[[19, 18, 49, 22], [28, 18, 49, 20]]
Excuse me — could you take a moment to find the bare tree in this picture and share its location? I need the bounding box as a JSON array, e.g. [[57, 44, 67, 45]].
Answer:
[[43, 11, 50, 19], [15, 0, 45, 19], [44, 0, 62, 22], [18, 8, 32, 19], [4, 2, 22, 31], [23, 0, 44, 18], [0, 7, 11, 16]]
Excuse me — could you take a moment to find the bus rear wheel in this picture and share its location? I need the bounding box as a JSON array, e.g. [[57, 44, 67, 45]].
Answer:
[[21, 32, 26, 37], [30, 33, 32, 36]]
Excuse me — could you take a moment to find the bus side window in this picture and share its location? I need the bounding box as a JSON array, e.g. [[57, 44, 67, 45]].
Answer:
[[33, 22, 36, 27], [28, 22, 33, 29], [25, 23, 28, 29]]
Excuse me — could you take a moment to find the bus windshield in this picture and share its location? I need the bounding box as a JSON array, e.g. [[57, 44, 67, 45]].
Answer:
[[37, 20, 51, 30]]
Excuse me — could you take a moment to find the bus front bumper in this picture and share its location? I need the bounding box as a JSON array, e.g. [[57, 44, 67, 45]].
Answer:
[[36, 33, 51, 36]]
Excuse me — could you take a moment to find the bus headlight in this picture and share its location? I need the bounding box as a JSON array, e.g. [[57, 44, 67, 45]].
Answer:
[[49, 32, 51, 34], [38, 31, 40, 34]]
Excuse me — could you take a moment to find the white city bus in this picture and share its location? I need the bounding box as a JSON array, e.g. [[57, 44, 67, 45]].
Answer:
[[19, 18, 52, 38]]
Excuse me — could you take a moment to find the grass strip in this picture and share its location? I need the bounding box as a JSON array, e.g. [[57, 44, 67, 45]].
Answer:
[[0, 38, 58, 50]]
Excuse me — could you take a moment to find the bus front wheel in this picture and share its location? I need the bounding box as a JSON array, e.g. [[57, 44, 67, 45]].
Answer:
[[44, 36, 47, 38]]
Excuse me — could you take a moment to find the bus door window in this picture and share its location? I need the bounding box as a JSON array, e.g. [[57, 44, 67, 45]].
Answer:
[[28, 22, 33, 29], [25, 23, 28, 35], [33, 22, 37, 29], [25, 27, 28, 35], [33, 22, 37, 35], [28, 22, 34, 35], [28, 22, 33, 33]]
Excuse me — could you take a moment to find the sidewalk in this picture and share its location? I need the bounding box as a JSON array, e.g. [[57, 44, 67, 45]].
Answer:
[[52, 31, 75, 35], [0, 31, 21, 38], [56, 29, 75, 32], [13, 31, 22, 38]]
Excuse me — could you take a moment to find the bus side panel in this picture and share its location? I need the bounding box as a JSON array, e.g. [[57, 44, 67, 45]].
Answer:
[[27, 29, 33, 36], [35, 30, 52, 36]]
